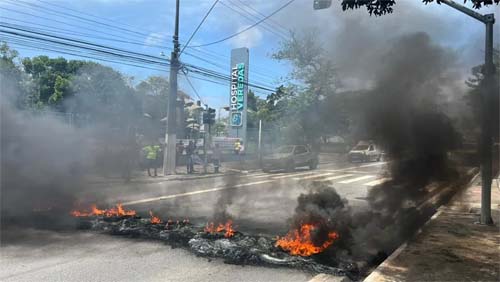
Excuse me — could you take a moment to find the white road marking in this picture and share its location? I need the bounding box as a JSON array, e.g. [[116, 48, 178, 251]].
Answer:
[[272, 171, 315, 179], [246, 172, 270, 178], [253, 172, 270, 176], [321, 174, 354, 181], [322, 162, 387, 173], [293, 173, 333, 180], [122, 180, 274, 206], [338, 175, 375, 184], [249, 173, 277, 179], [365, 178, 390, 187]]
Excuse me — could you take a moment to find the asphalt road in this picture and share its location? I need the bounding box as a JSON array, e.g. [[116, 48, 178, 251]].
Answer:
[[1, 158, 388, 282], [82, 159, 388, 234], [0, 228, 312, 282]]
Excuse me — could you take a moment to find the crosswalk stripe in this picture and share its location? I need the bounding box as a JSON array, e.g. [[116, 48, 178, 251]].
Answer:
[[338, 175, 375, 184], [293, 173, 333, 180], [322, 162, 387, 173], [365, 178, 390, 186], [122, 180, 274, 206], [321, 174, 354, 181], [272, 171, 316, 179], [247, 172, 269, 177], [249, 173, 276, 179]]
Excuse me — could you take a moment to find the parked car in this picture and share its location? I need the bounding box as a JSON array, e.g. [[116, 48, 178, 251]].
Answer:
[[348, 142, 382, 162], [262, 145, 318, 172]]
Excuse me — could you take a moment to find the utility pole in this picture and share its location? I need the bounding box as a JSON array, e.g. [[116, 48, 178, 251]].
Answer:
[[203, 105, 208, 174], [439, 0, 495, 225], [163, 0, 180, 175], [258, 119, 262, 162]]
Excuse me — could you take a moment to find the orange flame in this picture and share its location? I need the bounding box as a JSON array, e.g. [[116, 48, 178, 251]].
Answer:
[[275, 223, 339, 256], [204, 220, 235, 238], [149, 211, 162, 224], [70, 203, 136, 217]]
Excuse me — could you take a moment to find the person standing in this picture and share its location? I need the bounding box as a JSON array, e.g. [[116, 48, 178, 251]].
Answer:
[[238, 141, 245, 163], [176, 140, 184, 167], [212, 143, 222, 173], [142, 142, 160, 177], [233, 140, 241, 155], [185, 140, 196, 174]]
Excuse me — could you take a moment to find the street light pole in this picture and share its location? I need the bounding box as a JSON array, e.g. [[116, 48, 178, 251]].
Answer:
[[438, 0, 495, 225], [163, 0, 180, 175], [312, 0, 496, 224]]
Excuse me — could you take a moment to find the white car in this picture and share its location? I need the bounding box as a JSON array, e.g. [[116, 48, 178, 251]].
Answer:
[[348, 143, 382, 162]]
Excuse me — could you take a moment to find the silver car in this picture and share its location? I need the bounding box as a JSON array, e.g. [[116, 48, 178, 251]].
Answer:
[[262, 145, 319, 172], [348, 143, 382, 162]]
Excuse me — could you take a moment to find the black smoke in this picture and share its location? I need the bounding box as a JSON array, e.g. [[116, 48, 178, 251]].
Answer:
[[283, 32, 467, 265]]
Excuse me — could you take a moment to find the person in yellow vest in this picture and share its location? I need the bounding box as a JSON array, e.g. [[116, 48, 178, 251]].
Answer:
[[233, 140, 241, 155], [142, 142, 161, 177]]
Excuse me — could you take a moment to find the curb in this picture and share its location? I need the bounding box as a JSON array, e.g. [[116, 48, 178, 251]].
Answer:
[[362, 168, 480, 282], [307, 168, 479, 282], [362, 210, 443, 282]]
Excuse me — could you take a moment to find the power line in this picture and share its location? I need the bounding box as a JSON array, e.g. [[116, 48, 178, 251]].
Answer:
[[0, 24, 171, 66], [0, 6, 159, 46], [188, 0, 296, 48], [233, 0, 290, 35], [5, 37, 169, 72], [219, 1, 287, 40], [182, 71, 205, 105], [0, 2, 282, 80], [30, 0, 171, 41], [179, 0, 219, 56], [0, 20, 171, 50], [0, 25, 276, 92]]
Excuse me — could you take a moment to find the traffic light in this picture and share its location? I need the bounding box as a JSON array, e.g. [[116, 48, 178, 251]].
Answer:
[[202, 112, 209, 124], [202, 108, 216, 124], [208, 108, 216, 124], [313, 0, 331, 10]]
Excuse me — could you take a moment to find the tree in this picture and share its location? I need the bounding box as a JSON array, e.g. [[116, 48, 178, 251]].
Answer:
[[22, 56, 85, 109], [247, 89, 264, 128], [68, 62, 140, 127], [464, 46, 499, 138], [272, 31, 337, 98], [136, 76, 170, 121], [339, 0, 498, 16], [271, 31, 342, 146], [0, 42, 24, 107]]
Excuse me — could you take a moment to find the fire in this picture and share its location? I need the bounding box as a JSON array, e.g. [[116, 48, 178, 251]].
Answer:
[[204, 220, 235, 238], [149, 211, 162, 224], [275, 223, 339, 257], [70, 203, 136, 217]]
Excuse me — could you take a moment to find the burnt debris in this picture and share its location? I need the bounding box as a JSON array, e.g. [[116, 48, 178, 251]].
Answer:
[[75, 215, 356, 279]]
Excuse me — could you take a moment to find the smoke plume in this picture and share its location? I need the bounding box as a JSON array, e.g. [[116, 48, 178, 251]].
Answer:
[[1, 80, 93, 226], [283, 32, 467, 265]]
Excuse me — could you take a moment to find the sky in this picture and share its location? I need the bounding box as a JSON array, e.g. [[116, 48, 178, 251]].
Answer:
[[0, 0, 498, 113]]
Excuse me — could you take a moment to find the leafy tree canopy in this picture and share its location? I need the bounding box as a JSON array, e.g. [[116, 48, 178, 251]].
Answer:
[[341, 0, 498, 16]]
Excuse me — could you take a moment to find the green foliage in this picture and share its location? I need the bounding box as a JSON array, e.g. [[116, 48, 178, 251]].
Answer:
[[213, 120, 227, 136], [463, 47, 499, 136], [135, 76, 169, 120], [68, 62, 140, 125], [49, 75, 70, 105], [268, 31, 343, 145], [21, 56, 84, 107], [340, 0, 498, 16], [272, 31, 337, 97]]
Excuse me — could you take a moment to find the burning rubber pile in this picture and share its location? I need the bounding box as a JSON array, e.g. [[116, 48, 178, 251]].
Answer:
[[71, 204, 357, 279]]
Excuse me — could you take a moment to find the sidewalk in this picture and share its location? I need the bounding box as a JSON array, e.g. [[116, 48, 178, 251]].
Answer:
[[364, 178, 500, 282]]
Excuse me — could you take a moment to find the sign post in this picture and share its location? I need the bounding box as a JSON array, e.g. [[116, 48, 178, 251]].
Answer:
[[229, 48, 249, 144]]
